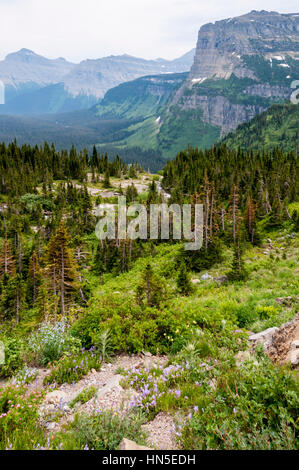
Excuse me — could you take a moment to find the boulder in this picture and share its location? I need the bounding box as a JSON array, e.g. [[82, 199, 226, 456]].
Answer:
[[248, 327, 279, 351], [141, 351, 152, 357], [290, 349, 299, 367], [119, 438, 152, 451], [201, 273, 212, 281]]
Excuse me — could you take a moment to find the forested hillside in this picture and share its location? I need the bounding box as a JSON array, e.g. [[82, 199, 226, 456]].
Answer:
[[221, 103, 299, 151], [0, 140, 298, 450]]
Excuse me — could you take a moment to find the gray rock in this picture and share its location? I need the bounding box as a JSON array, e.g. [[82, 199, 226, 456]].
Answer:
[[45, 390, 68, 405], [201, 273, 212, 280], [290, 349, 299, 367], [96, 375, 123, 398], [213, 275, 228, 284], [119, 438, 152, 451], [235, 350, 258, 366], [248, 327, 279, 351], [141, 351, 152, 357], [46, 422, 56, 431]]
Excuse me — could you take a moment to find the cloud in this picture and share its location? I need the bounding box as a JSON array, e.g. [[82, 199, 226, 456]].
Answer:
[[0, 0, 298, 62]]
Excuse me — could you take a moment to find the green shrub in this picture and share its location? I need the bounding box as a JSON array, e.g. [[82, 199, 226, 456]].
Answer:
[[54, 410, 147, 450], [43, 349, 101, 385], [27, 322, 81, 366], [69, 386, 97, 409], [180, 358, 299, 450], [0, 383, 45, 450], [0, 337, 24, 378]]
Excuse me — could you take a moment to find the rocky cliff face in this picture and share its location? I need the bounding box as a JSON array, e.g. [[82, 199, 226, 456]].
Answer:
[[170, 11, 299, 139], [190, 10, 299, 80], [179, 94, 265, 134]]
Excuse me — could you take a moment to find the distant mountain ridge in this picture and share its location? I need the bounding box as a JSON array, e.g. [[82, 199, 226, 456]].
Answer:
[[93, 10, 299, 159], [0, 10, 298, 164], [0, 48, 195, 114]]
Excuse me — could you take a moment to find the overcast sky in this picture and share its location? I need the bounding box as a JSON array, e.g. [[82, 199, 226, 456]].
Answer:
[[0, 0, 298, 63]]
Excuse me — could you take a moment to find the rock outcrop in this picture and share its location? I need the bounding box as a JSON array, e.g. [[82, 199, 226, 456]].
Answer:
[[190, 11, 299, 80], [168, 10, 299, 140]]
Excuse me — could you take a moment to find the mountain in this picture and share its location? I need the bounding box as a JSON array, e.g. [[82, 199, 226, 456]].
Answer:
[[0, 49, 195, 114], [95, 10, 299, 159], [62, 51, 195, 100], [1, 11, 298, 163], [221, 102, 299, 151]]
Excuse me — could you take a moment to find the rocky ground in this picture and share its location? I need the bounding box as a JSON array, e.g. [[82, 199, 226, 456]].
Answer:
[[28, 353, 178, 450]]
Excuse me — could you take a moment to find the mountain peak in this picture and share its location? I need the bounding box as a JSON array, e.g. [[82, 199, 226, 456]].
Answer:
[[5, 48, 40, 61], [190, 10, 299, 80]]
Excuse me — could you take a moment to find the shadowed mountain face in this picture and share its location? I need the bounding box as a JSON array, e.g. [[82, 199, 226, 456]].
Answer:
[[0, 48, 195, 114]]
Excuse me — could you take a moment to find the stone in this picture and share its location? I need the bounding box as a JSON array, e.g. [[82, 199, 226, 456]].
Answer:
[[213, 275, 228, 284], [201, 273, 212, 280], [119, 438, 152, 451], [191, 278, 201, 284], [46, 422, 56, 431], [290, 349, 299, 367], [248, 327, 279, 351], [45, 390, 68, 405], [96, 375, 123, 398], [291, 340, 299, 350], [235, 350, 258, 367], [141, 351, 152, 357]]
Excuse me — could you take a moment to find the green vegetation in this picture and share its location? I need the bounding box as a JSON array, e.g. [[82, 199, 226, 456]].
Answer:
[[221, 103, 299, 151], [53, 410, 147, 450], [0, 139, 298, 450], [69, 386, 97, 408]]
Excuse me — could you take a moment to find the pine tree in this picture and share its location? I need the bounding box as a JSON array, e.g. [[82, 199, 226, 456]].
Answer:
[[44, 221, 79, 320], [1, 273, 26, 323], [136, 263, 165, 308], [0, 234, 15, 279], [227, 231, 247, 281], [103, 167, 111, 188], [28, 251, 41, 305], [177, 260, 193, 295]]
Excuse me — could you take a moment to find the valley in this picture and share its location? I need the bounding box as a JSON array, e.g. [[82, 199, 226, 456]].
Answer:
[[0, 7, 298, 454]]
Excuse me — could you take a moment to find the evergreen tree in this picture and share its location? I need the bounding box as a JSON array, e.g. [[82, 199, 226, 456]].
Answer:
[[136, 263, 165, 308], [44, 221, 79, 320], [0, 234, 15, 279], [176, 260, 193, 295]]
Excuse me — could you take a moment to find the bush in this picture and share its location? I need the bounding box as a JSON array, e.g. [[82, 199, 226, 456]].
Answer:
[[43, 349, 101, 385], [69, 386, 97, 409], [27, 322, 81, 366], [0, 337, 24, 378], [180, 358, 299, 450], [54, 410, 147, 450], [0, 383, 45, 449]]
